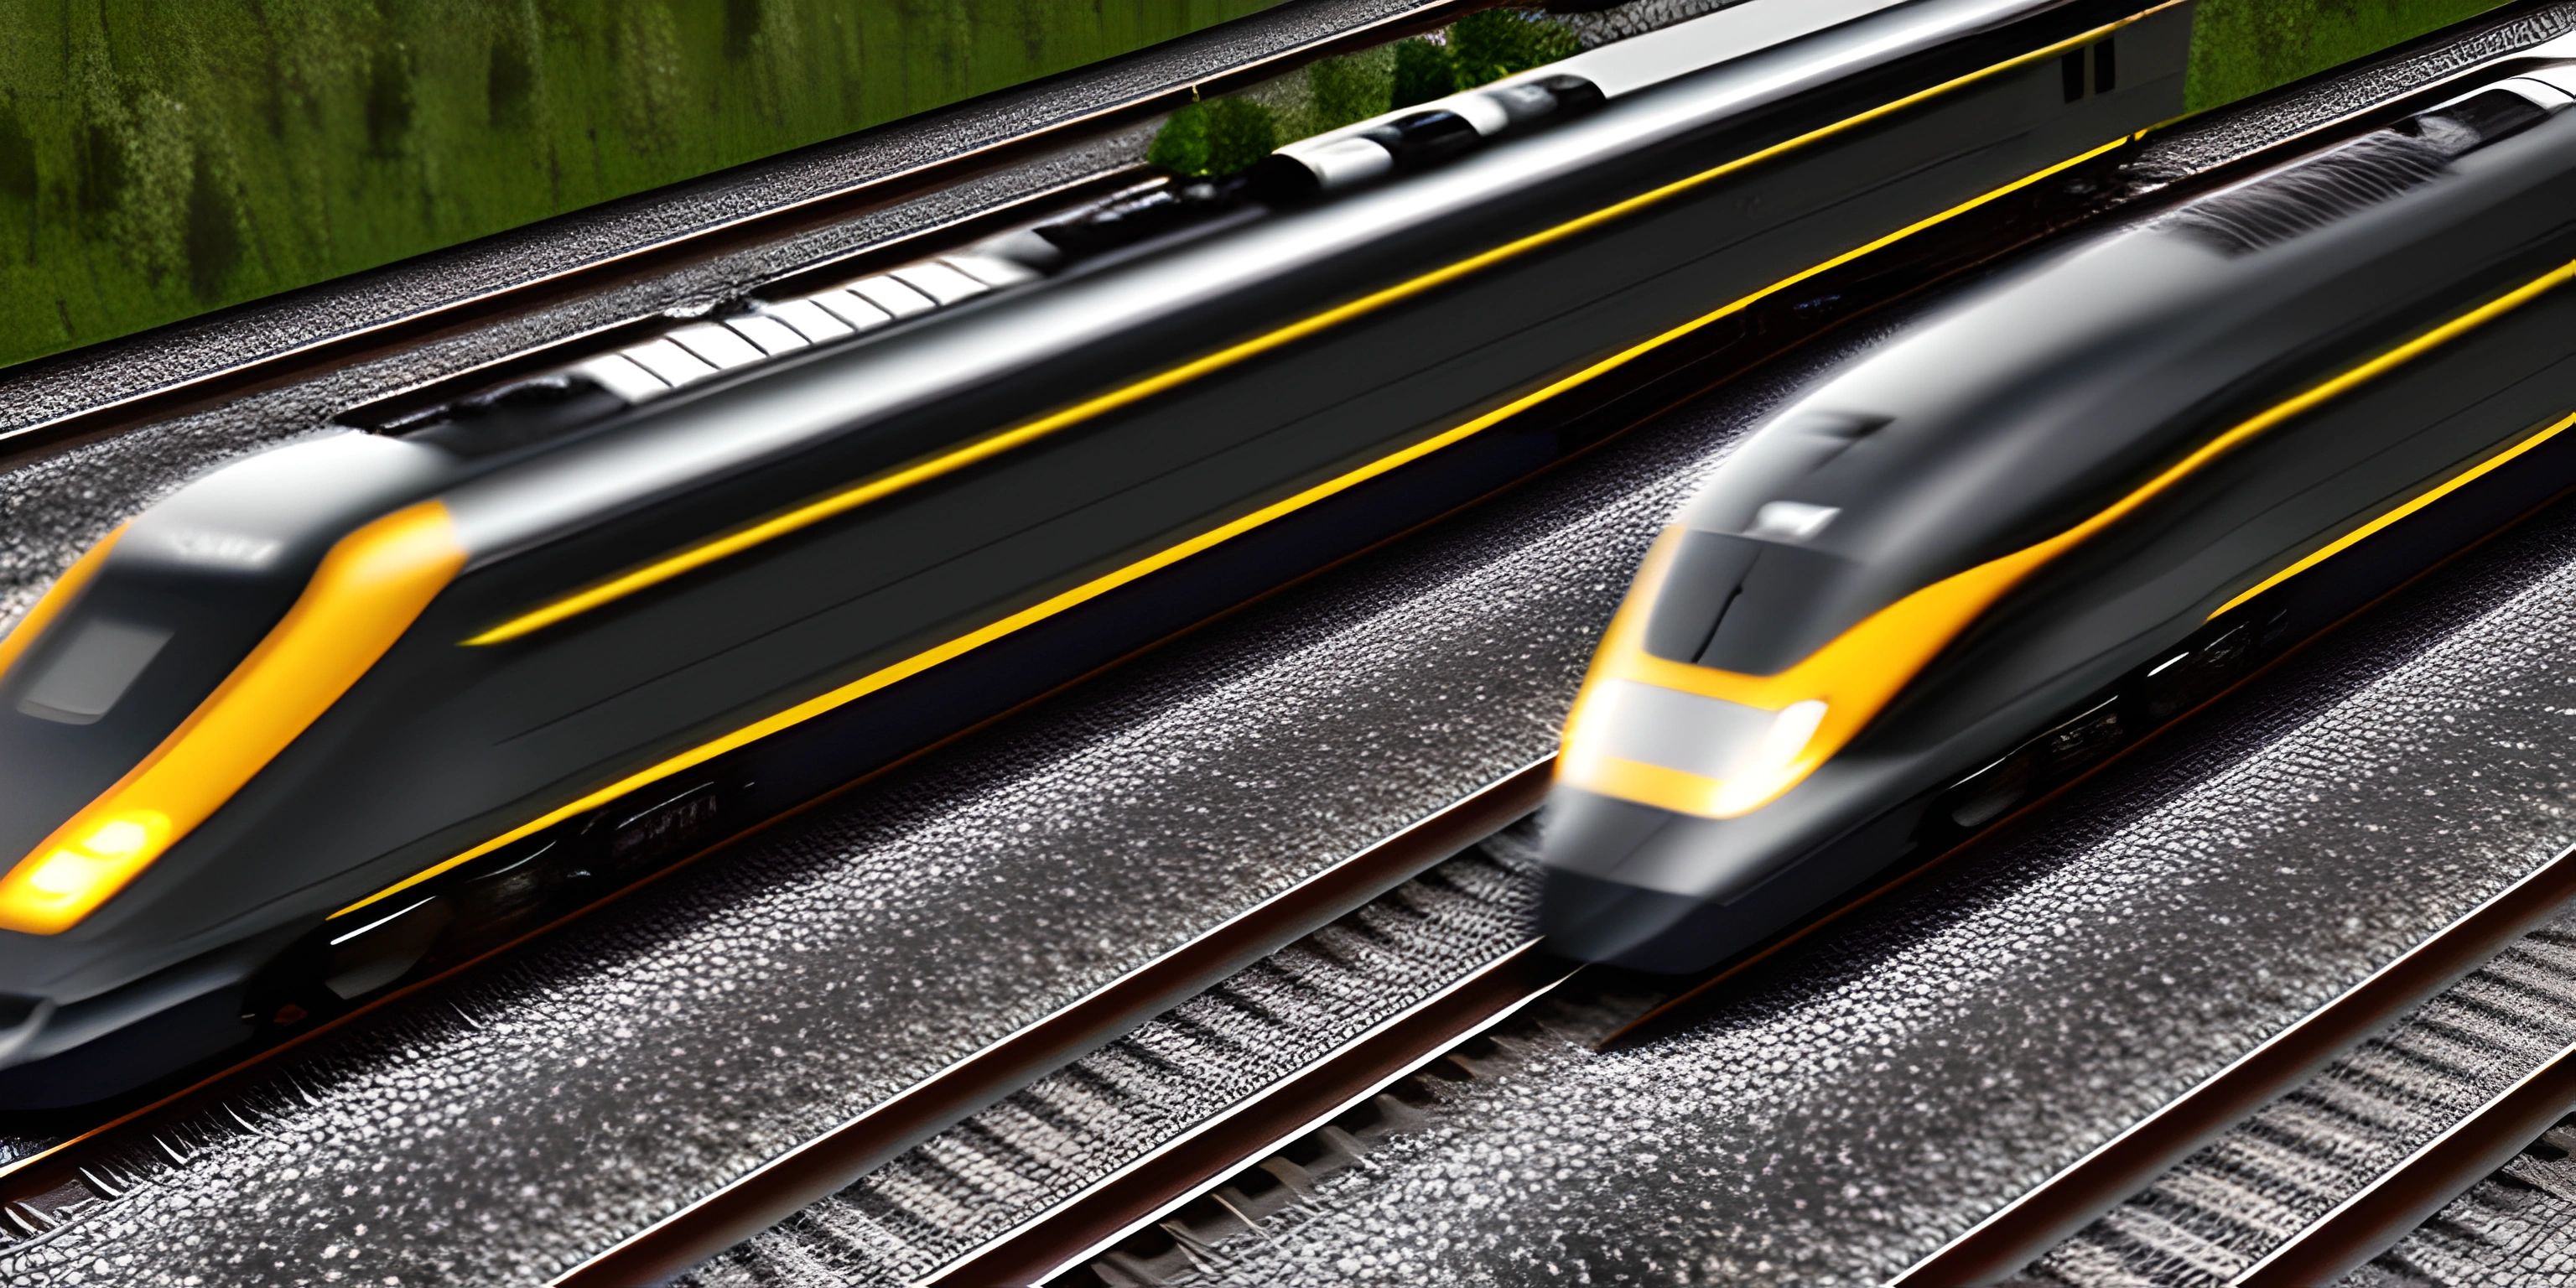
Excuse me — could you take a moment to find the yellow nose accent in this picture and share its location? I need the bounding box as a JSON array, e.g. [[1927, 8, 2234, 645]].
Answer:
[[0, 503, 465, 935]]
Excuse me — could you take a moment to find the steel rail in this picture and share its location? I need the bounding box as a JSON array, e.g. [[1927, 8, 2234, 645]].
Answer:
[[925, 941, 1579, 1287], [2231, 1034, 2576, 1285], [574, 21, 2576, 1281], [548, 757, 1554, 1285], [596, 13, 2576, 1283], [8, 3, 2563, 1271], [1895, 836, 2576, 1284], [0, 0, 1500, 470]]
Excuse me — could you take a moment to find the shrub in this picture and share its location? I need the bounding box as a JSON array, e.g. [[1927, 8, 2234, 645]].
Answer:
[[1389, 38, 1453, 108], [1449, 12, 1581, 89], [1149, 96, 1277, 177], [1202, 96, 1277, 174], [1146, 101, 1212, 174], [1307, 53, 1386, 132]]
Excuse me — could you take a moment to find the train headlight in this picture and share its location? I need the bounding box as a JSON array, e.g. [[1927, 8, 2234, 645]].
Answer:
[[77, 813, 165, 860], [1727, 699, 1827, 807], [8, 810, 173, 921], [22, 851, 109, 900], [1560, 680, 1831, 818]]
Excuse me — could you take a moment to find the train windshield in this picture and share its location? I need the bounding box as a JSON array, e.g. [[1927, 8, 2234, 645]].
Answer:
[[14, 618, 173, 725], [0, 559, 304, 875]]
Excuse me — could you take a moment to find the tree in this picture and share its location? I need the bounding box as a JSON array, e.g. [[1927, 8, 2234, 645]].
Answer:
[[1449, 12, 1581, 89], [1307, 54, 1385, 132], [1202, 97, 1278, 175], [1389, 38, 1453, 109], [488, 37, 538, 132], [0, 111, 34, 210], [1146, 101, 1212, 175]]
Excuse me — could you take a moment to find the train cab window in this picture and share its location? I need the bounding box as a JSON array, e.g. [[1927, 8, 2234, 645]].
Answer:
[[16, 618, 173, 725]]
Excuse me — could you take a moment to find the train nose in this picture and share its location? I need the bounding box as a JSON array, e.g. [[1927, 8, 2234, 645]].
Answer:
[[1538, 789, 1749, 974], [0, 992, 52, 1068], [1540, 864, 1733, 973]]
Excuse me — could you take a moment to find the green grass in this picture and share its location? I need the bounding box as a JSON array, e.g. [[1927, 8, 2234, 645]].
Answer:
[[0, 0, 1283, 371], [2186, 0, 2510, 112]]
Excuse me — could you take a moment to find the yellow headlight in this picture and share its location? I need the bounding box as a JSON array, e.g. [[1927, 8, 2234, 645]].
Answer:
[[6, 808, 172, 919], [78, 812, 167, 860], [23, 849, 115, 900]]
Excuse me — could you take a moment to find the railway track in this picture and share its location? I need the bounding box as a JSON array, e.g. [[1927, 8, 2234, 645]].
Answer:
[[1903, 833, 2576, 1283], [913, 470, 2576, 1288], [2018, 891, 2576, 1285], [553, 761, 1556, 1285], [0, 758, 1549, 1256], [2339, 1072, 2576, 1284], [653, 470, 2576, 1287], [933, 943, 1580, 1288], [10, 5, 2576, 1285], [642, 810, 1618, 1288], [887, 503, 2576, 1288], [2233, 1032, 2576, 1285]]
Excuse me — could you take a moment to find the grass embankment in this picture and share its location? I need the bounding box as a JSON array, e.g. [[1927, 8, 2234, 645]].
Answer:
[[2187, 0, 2511, 112], [0, 0, 1281, 370]]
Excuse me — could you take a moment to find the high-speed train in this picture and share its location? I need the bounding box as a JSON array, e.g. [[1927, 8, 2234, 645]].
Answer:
[[1543, 63, 2576, 974], [0, 0, 2202, 1103]]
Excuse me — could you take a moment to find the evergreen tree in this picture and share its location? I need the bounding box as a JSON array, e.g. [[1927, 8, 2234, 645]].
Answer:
[[1202, 96, 1278, 175], [1146, 101, 1213, 175], [1450, 12, 1581, 89], [1307, 54, 1385, 132], [1389, 38, 1453, 109]]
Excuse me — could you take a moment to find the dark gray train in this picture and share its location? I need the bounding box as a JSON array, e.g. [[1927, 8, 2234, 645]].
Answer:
[[0, 0, 2193, 1103], [1543, 60, 2576, 973]]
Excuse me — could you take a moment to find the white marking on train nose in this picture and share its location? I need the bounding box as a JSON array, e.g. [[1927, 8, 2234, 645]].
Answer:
[[161, 530, 286, 569], [1748, 501, 1839, 542]]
